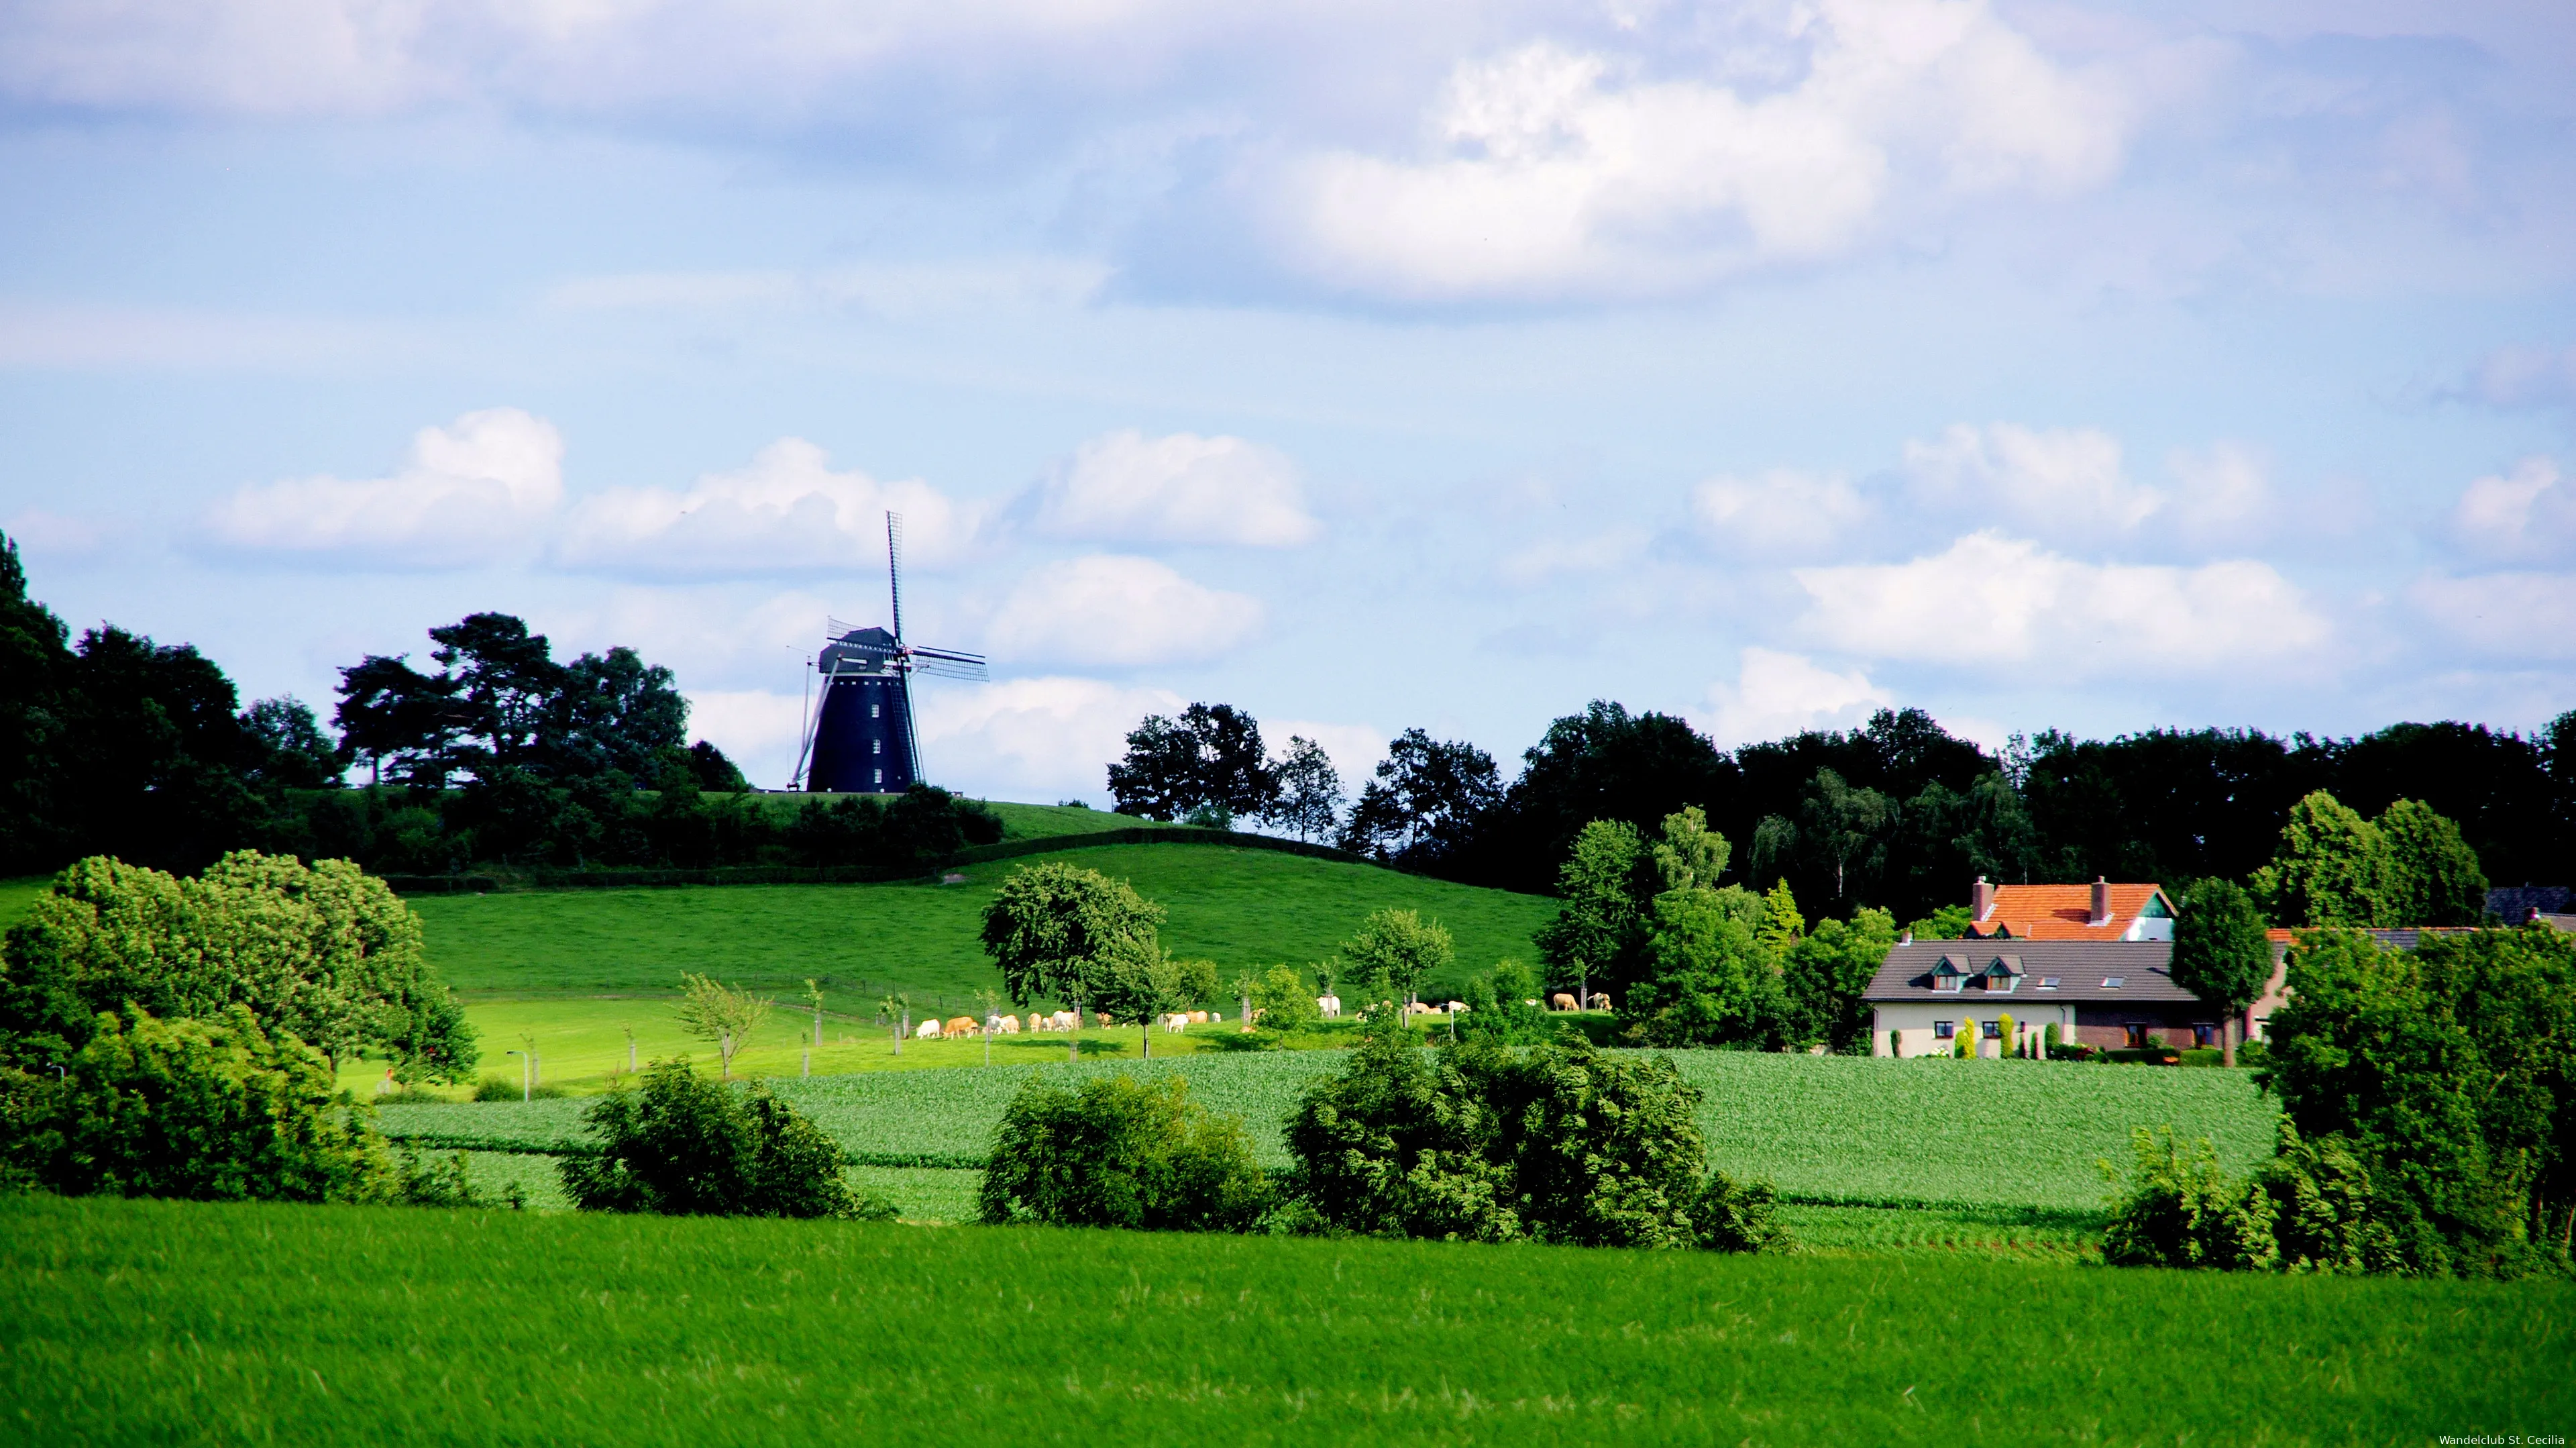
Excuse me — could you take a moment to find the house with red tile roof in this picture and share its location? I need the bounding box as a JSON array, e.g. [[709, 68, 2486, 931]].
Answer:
[[1966, 876, 2177, 941]]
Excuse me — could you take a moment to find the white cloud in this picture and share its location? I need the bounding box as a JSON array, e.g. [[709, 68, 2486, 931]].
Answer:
[[2408, 572, 2576, 661], [981, 554, 1264, 666], [1030, 429, 1319, 548], [1792, 530, 2327, 671], [1694, 470, 1872, 558], [1697, 646, 1892, 747], [683, 688, 812, 790], [917, 676, 1186, 799], [3, 508, 115, 559], [2447, 456, 2576, 564], [200, 407, 562, 566], [1903, 422, 2163, 539], [1275, 0, 2131, 299], [553, 438, 988, 580]]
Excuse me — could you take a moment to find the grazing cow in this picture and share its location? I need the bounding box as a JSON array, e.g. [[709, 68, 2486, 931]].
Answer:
[[1551, 993, 1578, 1012], [1164, 1013, 1189, 1033], [1187, 1010, 1208, 1024], [1095, 1011, 1114, 1029], [1589, 992, 1614, 1013], [943, 1015, 977, 1039], [1050, 1010, 1079, 1032], [1445, 1000, 1468, 1013], [1316, 994, 1342, 1019], [915, 1018, 942, 1039], [996, 1013, 1021, 1035]]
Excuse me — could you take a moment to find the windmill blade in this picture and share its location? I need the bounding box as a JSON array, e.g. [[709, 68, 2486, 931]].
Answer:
[[906, 644, 988, 682], [885, 512, 905, 644]]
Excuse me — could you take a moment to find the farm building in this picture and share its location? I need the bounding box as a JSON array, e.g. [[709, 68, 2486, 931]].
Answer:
[[1864, 939, 2231, 1056], [1962, 876, 2177, 941]]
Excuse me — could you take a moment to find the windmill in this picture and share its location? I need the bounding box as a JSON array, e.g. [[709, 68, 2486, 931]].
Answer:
[[792, 512, 988, 793]]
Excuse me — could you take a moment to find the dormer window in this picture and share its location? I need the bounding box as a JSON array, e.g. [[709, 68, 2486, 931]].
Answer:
[[1932, 975, 1963, 992], [1985, 970, 2019, 993]]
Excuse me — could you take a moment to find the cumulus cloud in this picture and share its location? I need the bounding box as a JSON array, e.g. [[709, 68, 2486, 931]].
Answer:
[[1902, 423, 2162, 540], [1275, 0, 2131, 298], [1697, 646, 1891, 747], [1792, 531, 2326, 671], [1694, 470, 1872, 558], [201, 407, 562, 567], [981, 555, 1263, 666], [2446, 457, 2576, 564], [917, 676, 1187, 798], [1029, 429, 1319, 548], [553, 438, 988, 580]]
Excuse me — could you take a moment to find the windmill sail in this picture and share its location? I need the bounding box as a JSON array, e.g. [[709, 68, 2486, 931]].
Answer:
[[796, 512, 988, 793]]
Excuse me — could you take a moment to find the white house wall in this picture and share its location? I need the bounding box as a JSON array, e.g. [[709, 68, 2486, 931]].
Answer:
[[1872, 1001, 2080, 1057]]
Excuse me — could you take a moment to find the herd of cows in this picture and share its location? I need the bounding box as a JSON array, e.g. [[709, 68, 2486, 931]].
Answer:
[[900, 991, 1613, 1041]]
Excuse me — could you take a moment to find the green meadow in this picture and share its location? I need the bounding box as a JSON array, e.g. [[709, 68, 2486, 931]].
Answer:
[[7, 1192, 2565, 1447]]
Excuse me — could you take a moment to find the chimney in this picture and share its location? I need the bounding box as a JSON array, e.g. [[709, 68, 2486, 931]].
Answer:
[[1972, 876, 1994, 922], [2090, 876, 2111, 927]]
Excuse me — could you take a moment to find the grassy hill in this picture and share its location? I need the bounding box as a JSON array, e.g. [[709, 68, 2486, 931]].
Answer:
[[9, 1192, 2564, 1446], [414, 841, 1554, 999]]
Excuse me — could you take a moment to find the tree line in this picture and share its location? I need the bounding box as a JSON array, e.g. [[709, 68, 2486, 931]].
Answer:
[[0, 532, 1000, 878], [1110, 697, 2576, 919]]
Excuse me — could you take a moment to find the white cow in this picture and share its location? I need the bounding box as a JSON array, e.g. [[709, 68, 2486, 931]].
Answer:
[[914, 1018, 941, 1039], [994, 1013, 1020, 1035], [1049, 1010, 1079, 1032], [1316, 994, 1342, 1019], [1445, 1000, 1469, 1013], [1164, 1013, 1190, 1032]]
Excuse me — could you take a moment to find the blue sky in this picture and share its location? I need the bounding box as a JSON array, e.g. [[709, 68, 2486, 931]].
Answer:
[[3, 0, 2573, 802]]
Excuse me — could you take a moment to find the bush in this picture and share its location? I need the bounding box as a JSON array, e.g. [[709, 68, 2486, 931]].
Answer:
[[1455, 960, 1557, 1047], [561, 1060, 891, 1219], [1284, 1033, 1788, 1252], [978, 1073, 1268, 1231], [472, 1076, 564, 1101], [1248, 964, 1320, 1035], [0, 1005, 405, 1204], [2100, 1127, 2279, 1271]]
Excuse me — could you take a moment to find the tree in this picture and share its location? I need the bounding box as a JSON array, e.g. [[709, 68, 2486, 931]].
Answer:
[[2169, 878, 2273, 1066], [1627, 883, 1778, 1047], [1479, 701, 1738, 895], [2258, 925, 2576, 1275], [1652, 805, 1731, 892], [547, 645, 688, 781], [1093, 938, 1189, 1059], [428, 613, 566, 777], [979, 1073, 1267, 1231], [674, 972, 769, 1079], [1533, 819, 1649, 1012], [1340, 907, 1453, 1009], [0, 851, 474, 1080], [1780, 907, 1896, 1053], [1264, 735, 1344, 843], [1283, 1035, 1786, 1251], [561, 1060, 889, 1219], [239, 696, 343, 790], [1106, 703, 1277, 822], [2378, 798, 2488, 926], [332, 654, 464, 787], [1, 1004, 407, 1204], [2253, 791, 2392, 927], [1337, 729, 1502, 868], [979, 862, 1165, 1064]]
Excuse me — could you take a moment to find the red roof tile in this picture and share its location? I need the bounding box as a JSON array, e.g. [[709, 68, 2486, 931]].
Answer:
[[1968, 883, 2173, 941]]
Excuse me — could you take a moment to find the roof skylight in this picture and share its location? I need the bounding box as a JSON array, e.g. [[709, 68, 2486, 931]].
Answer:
[[2101, 977, 2125, 988]]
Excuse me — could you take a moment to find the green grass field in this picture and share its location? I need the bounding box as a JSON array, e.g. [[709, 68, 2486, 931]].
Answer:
[[5, 1192, 2564, 1447], [382, 1052, 2285, 1218], [413, 841, 1554, 997]]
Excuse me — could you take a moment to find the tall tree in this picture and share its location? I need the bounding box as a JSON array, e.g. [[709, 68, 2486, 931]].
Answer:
[[1483, 702, 1738, 894], [1534, 819, 1651, 1008], [1338, 729, 1502, 868], [332, 654, 464, 786], [239, 696, 343, 790], [2253, 791, 2393, 927], [979, 862, 1166, 1063], [2377, 798, 2489, 926], [549, 645, 689, 781], [428, 613, 566, 776], [2168, 878, 2273, 1066], [1263, 735, 1345, 843], [1341, 907, 1454, 1009], [1106, 703, 1277, 823]]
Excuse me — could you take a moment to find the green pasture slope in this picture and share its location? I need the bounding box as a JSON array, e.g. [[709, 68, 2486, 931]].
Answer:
[[7, 1193, 2565, 1447], [410, 841, 1556, 999]]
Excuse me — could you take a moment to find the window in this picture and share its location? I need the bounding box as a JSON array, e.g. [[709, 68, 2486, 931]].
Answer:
[[2192, 1024, 2218, 1048], [872, 768, 883, 784], [1981, 1020, 2002, 1039], [2123, 1024, 2150, 1049], [873, 739, 882, 755], [2100, 977, 2125, 988], [1933, 1021, 1954, 1039], [1986, 972, 2018, 993], [871, 704, 880, 719], [2037, 977, 2060, 989], [1931, 976, 1962, 992]]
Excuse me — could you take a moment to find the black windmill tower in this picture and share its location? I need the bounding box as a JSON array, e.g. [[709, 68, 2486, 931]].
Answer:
[[792, 512, 987, 793]]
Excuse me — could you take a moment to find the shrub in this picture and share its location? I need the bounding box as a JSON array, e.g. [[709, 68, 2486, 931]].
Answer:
[[472, 1076, 566, 1101], [0, 1005, 405, 1204], [1284, 1033, 1788, 1252], [1455, 959, 1556, 1047], [2100, 1127, 2278, 1271], [2251, 1124, 2412, 1275], [1249, 964, 1321, 1035], [561, 1060, 890, 1219], [979, 1073, 1269, 1231]]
